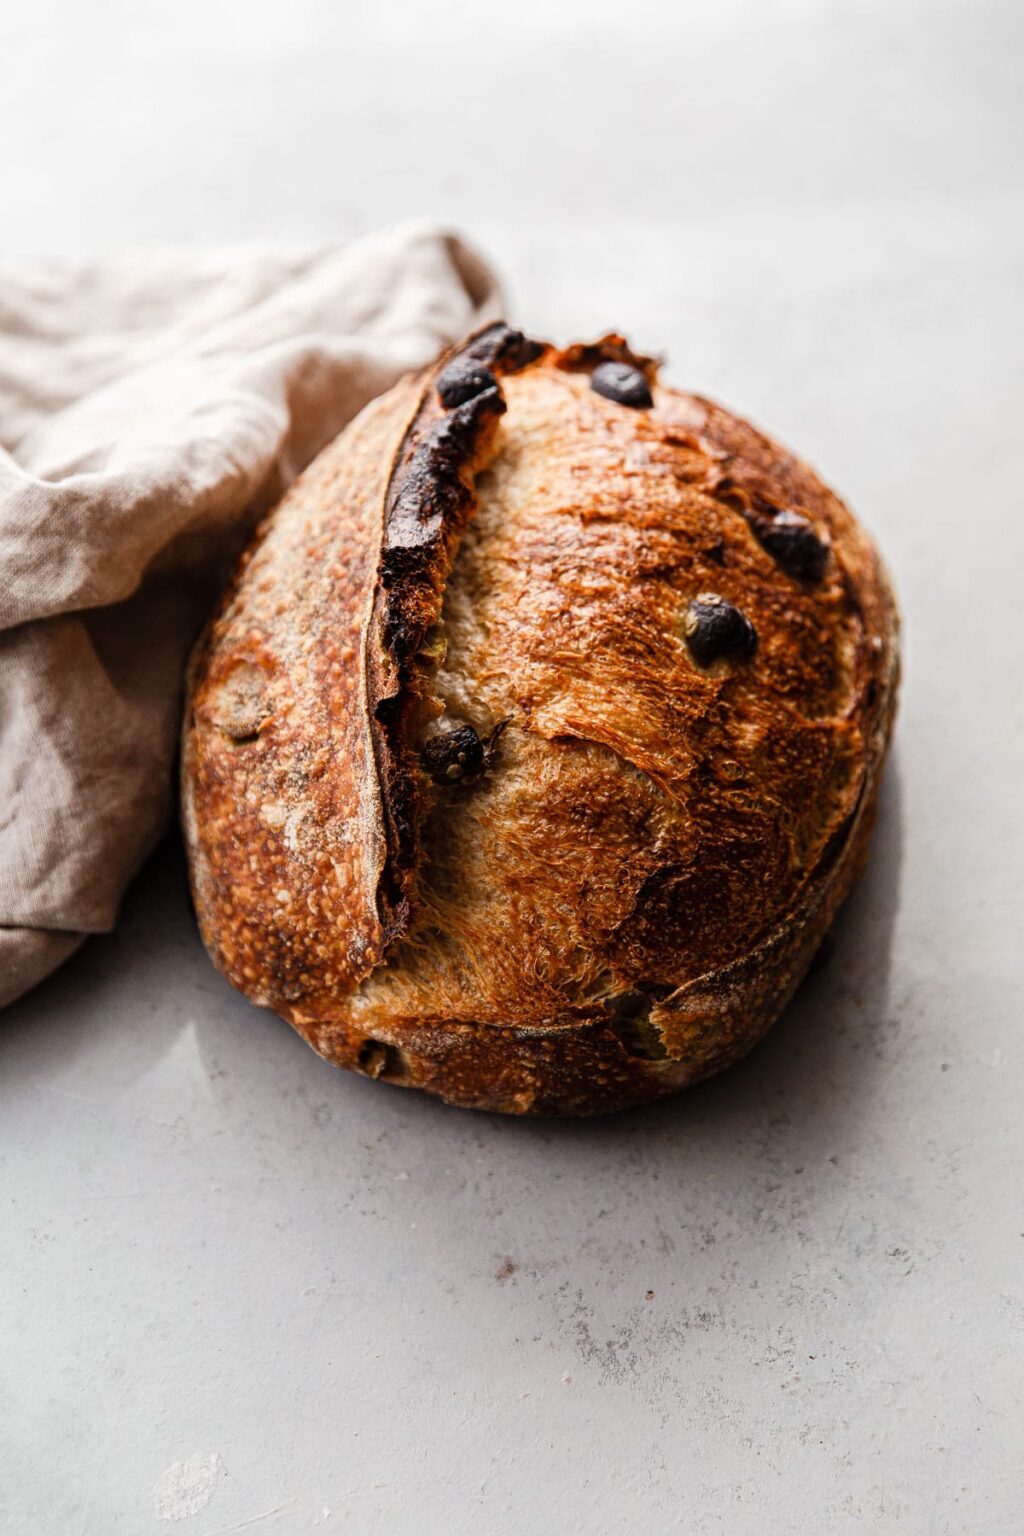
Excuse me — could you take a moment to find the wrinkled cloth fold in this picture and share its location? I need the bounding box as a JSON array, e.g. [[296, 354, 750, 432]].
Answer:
[[0, 223, 501, 1007]]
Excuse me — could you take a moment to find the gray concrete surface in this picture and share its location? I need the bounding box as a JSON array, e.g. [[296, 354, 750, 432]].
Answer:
[[1, 1, 1022, 1531]]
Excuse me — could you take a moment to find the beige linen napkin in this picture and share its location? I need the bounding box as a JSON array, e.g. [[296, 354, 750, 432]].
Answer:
[[0, 223, 501, 1007]]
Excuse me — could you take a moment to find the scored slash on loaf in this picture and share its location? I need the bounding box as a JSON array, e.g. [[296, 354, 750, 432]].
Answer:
[[181, 324, 898, 1115]]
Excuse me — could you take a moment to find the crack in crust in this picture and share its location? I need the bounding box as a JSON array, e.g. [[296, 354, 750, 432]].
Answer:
[[365, 324, 550, 946]]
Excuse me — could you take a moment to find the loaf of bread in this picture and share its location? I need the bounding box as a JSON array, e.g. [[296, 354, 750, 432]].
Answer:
[[181, 325, 898, 1115]]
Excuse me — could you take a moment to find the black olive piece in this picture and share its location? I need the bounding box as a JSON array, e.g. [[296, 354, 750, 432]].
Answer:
[[421, 724, 485, 784], [590, 360, 653, 409], [468, 324, 544, 372], [436, 359, 499, 409], [756, 508, 829, 584], [684, 593, 758, 668]]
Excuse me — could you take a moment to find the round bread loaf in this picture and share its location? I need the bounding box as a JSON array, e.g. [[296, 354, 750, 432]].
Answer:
[[182, 325, 898, 1115]]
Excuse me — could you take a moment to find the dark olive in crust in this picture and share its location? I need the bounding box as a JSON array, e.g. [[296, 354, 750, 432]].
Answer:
[[590, 361, 654, 409], [684, 594, 758, 668]]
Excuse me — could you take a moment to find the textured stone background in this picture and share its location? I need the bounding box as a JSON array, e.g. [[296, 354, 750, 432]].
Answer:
[[1, 1, 1021, 1531]]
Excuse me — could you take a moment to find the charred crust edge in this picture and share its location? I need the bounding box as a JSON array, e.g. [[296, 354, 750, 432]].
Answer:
[[465, 321, 546, 372], [366, 322, 549, 941], [554, 332, 661, 384]]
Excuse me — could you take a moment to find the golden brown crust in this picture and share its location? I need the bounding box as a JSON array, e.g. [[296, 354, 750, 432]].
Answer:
[[182, 328, 899, 1115], [182, 377, 414, 1012]]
